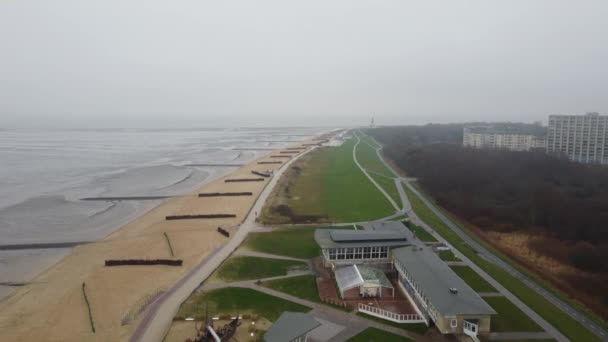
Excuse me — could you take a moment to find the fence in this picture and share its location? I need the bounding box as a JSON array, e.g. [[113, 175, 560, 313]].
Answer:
[[121, 288, 165, 325], [357, 303, 426, 323]]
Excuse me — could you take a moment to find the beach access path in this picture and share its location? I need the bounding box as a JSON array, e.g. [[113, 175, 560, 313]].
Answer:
[[130, 145, 317, 342]]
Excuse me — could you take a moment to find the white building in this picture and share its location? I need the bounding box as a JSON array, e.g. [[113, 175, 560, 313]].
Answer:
[[463, 126, 546, 151], [547, 112, 608, 165]]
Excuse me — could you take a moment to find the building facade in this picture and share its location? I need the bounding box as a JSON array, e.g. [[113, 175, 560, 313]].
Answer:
[[463, 126, 546, 151], [547, 112, 608, 165], [392, 245, 495, 338], [314, 222, 412, 267]]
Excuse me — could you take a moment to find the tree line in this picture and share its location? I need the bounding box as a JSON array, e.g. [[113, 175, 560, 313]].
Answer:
[[366, 125, 608, 273]]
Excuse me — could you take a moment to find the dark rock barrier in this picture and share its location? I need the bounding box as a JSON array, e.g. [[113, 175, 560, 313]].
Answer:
[[165, 214, 237, 220], [105, 259, 183, 266], [258, 161, 282, 164], [198, 192, 253, 197], [224, 178, 264, 182], [251, 170, 271, 178]]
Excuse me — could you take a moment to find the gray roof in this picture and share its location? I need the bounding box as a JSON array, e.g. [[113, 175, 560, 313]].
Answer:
[[393, 245, 496, 316], [264, 312, 321, 342], [315, 222, 413, 249]]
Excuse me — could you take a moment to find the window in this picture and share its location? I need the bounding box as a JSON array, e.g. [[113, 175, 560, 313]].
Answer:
[[450, 319, 458, 328]]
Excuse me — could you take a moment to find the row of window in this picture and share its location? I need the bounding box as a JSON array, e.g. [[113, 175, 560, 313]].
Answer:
[[395, 259, 438, 322], [326, 246, 389, 260]]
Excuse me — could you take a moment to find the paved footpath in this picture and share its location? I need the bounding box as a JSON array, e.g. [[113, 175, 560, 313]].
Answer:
[[130, 146, 317, 342]]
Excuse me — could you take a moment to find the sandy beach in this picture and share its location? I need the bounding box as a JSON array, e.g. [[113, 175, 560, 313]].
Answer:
[[0, 140, 317, 342]]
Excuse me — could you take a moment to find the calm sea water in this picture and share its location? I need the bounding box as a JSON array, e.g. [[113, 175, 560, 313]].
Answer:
[[0, 127, 323, 294]]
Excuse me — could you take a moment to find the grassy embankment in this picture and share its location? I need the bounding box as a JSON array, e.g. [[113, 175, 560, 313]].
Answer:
[[243, 226, 351, 259], [403, 185, 601, 341], [176, 287, 310, 321], [260, 138, 394, 223], [347, 327, 412, 342], [214, 256, 307, 282], [262, 275, 320, 303], [402, 220, 437, 242], [450, 266, 496, 293], [485, 296, 543, 332], [353, 131, 402, 208]]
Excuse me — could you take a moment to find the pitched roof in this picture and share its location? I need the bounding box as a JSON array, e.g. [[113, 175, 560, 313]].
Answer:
[[393, 245, 496, 316], [263, 312, 321, 342]]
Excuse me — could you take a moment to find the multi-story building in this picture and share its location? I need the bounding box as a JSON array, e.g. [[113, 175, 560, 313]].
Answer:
[[547, 112, 608, 165], [463, 125, 546, 151]]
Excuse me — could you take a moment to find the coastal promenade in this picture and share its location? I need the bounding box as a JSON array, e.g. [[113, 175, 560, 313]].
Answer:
[[130, 145, 317, 342], [0, 137, 319, 342]]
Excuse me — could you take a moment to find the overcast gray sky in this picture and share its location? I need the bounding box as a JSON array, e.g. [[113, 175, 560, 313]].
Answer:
[[1, 0, 607, 128]]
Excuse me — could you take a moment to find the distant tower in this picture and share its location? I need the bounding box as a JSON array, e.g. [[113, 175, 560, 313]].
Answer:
[[370, 116, 376, 128]]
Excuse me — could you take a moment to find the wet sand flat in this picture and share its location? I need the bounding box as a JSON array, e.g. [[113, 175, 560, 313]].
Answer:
[[0, 141, 314, 342]]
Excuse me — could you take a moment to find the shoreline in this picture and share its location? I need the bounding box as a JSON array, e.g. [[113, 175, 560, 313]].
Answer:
[[0, 138, 320, 341], [0, 158, 255, 303]]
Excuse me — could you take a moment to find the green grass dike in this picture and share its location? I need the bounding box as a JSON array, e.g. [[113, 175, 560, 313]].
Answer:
[[261, 275, 320, 303], [176, 287, 310, 322], [243, 225, 352, 259], [450, 266, 497, 293], [485, 296, 543, 332], [260, 138, 395, 224], [214, 256, 308, 282]]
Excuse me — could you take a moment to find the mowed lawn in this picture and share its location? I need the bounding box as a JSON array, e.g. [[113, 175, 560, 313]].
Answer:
[[403, 185, 601, 341], [243, 225, 353, 259], [369, 173, 401, 208], [215, 256, 307, 282], [403, 221, 437, 242], [262, 275, 320, 303], [287, 138, 395, 222], [354, 133, 395, 177], [243, 226, 321, 259], [450, 266, 496, 293], [485, 296, 544, 332], [177, 287, 310, 321], [347, 327, 411, 342]]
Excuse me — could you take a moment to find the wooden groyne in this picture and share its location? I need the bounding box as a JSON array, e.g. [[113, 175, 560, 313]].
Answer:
[[198, 192, 253, 197], [104, 259, 183, 266], [251, 170, 272, 178], [217, 227, 230, 237], [303, 143, 321, 146], [165, 214, 236, 220], [280, 151, 299, 154], [258, 161, 282, 164], [232, 148, 275, 151], [224, 178, 264, 182], [270, 155, 291, 158], [80, 196, 173, 201], [286, 147, 307, 150], [0, 242, 92, 250], [184, 164, 244, 167]]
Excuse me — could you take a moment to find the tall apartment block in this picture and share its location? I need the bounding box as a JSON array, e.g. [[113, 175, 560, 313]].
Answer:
[[547, 112, 608, 165], [463, 125, 546, 151]]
